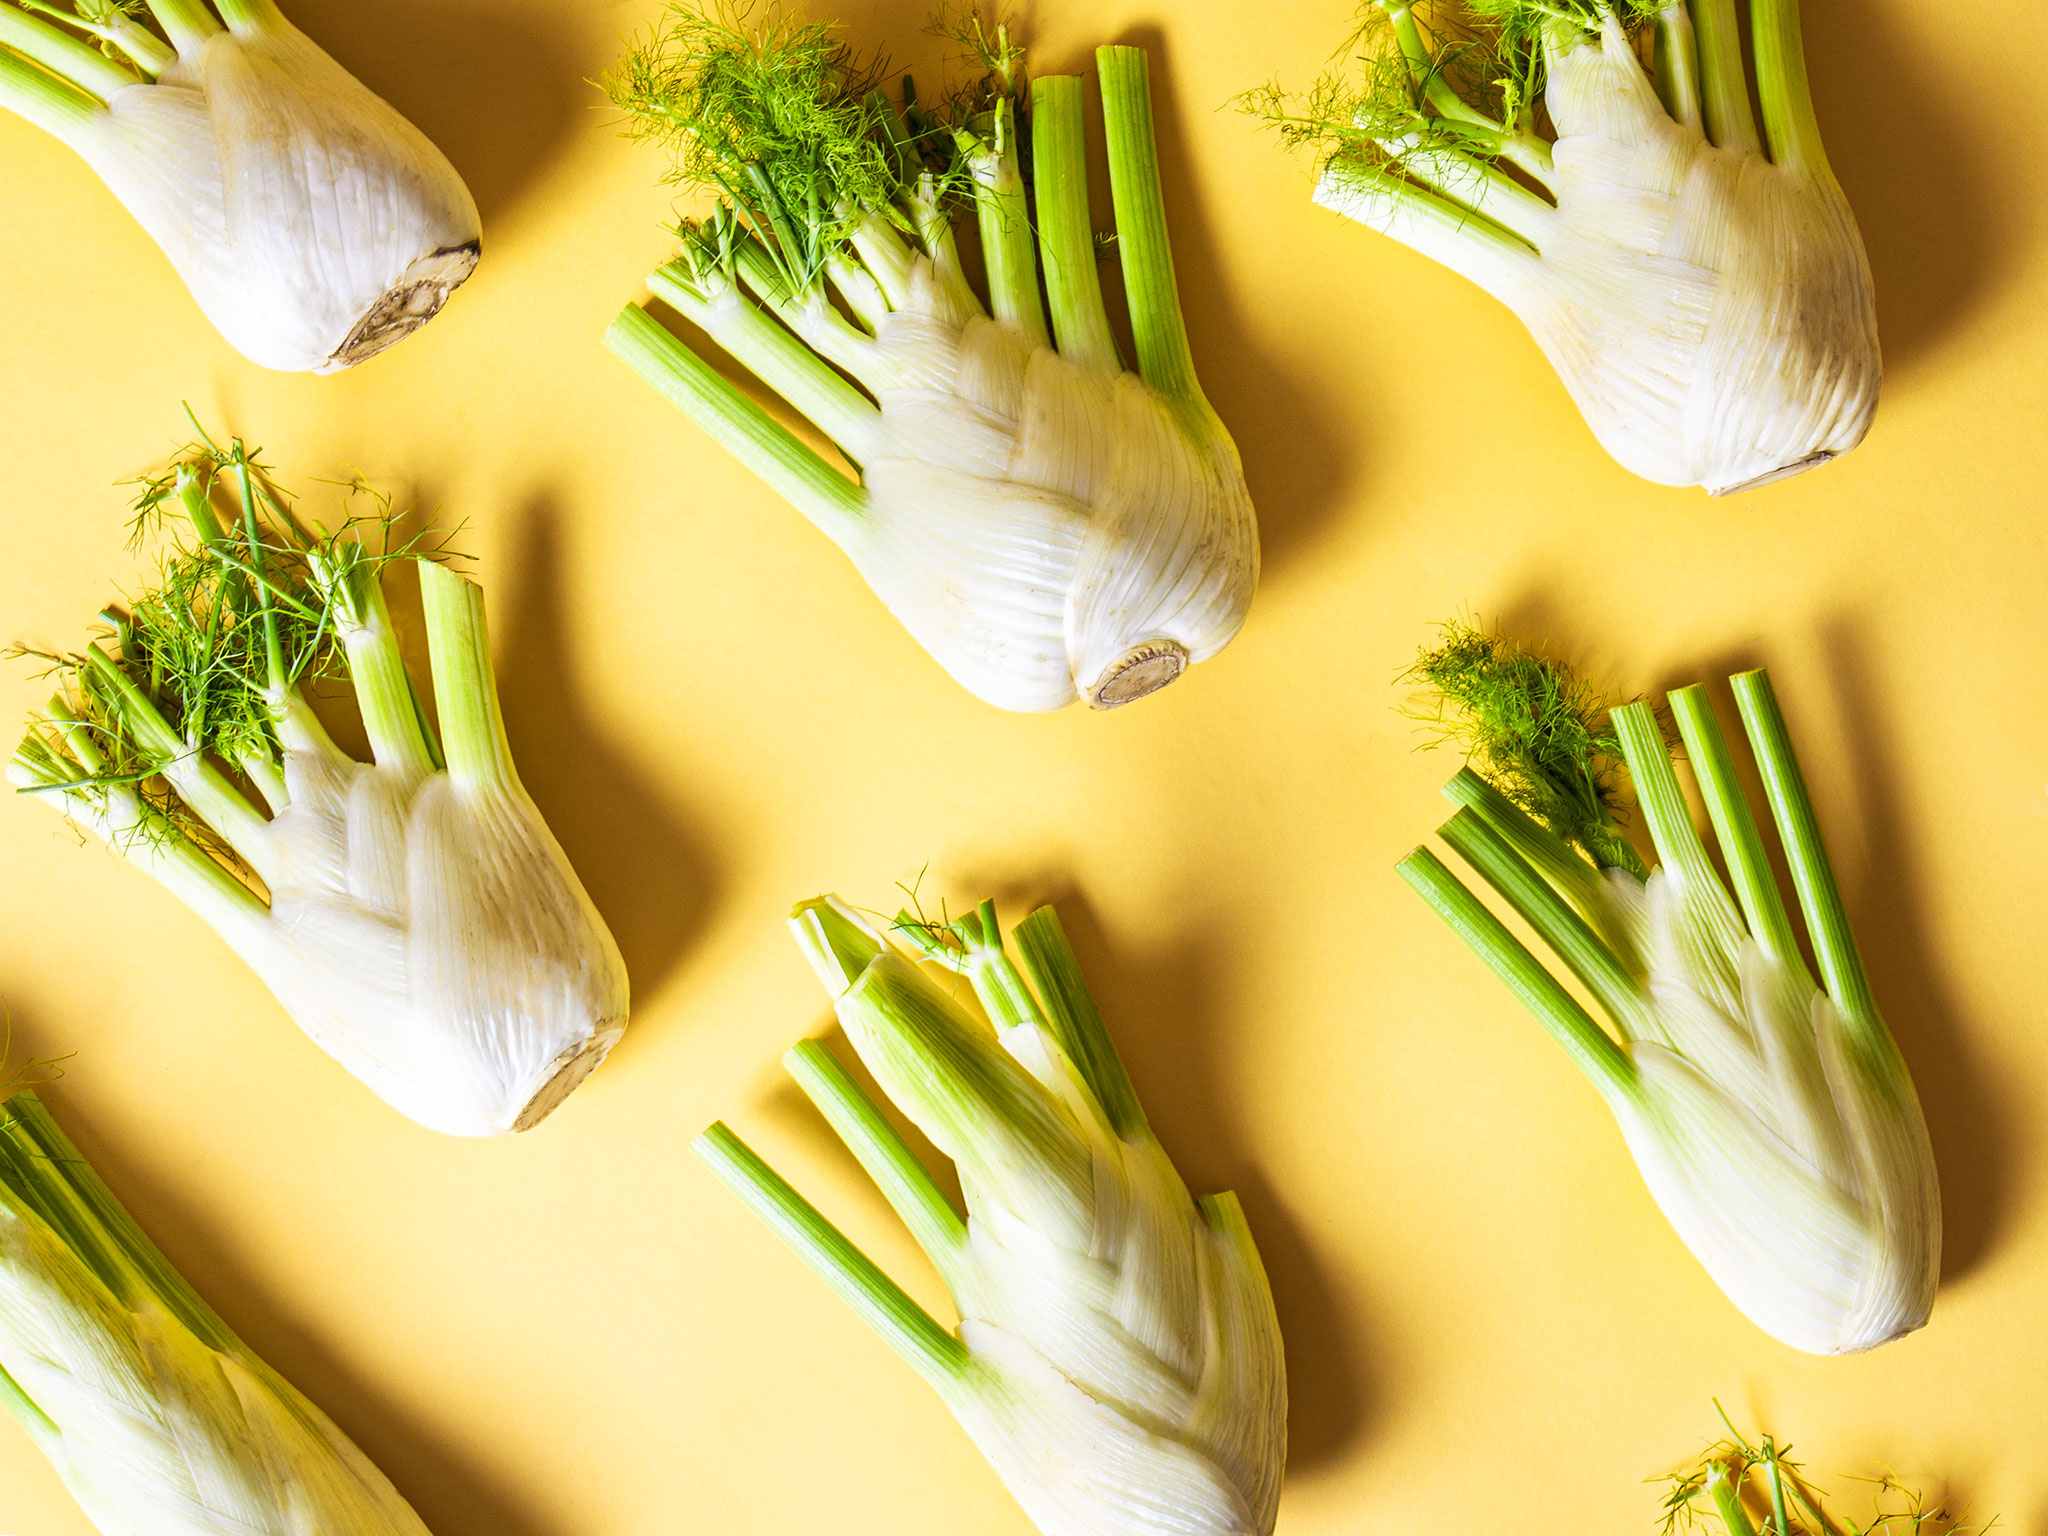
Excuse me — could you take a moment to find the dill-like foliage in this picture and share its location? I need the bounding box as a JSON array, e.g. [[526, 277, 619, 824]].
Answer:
[[1403, 619, 1642, 873], [606, 1, 954, 293], [1659, 1410, 1989, 1536], [19, 428, 441, 834], [1241, 0, 1663, 192]]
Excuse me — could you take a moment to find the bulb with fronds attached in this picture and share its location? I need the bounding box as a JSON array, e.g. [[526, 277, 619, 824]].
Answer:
[[696, 893, 1286, 1535], [1397, 624, 1938, 1354], [0, 1079, 433, 1534], [604, 10, 1257, 710], [8, 429, 628, 1136], [1244, 0, 1879, 493], [0, 0, 480, 371]]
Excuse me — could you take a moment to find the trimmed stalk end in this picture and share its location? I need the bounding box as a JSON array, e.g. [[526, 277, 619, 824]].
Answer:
[[321, 242, 481, 373], [1085, 640, 1189, 709], [1707, 450, 1838, 496], [509, 1024, 623, 1132], [790, 897, 886, 994]]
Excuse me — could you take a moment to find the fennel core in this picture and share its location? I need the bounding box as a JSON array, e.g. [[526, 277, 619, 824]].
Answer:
[[0, 0, 480, 372], [9, 430, 629, 1138], [0, 1082, 433, 1533], [604, 10, 1259, 713], [1396, 624, 1939, 1354], [697, 894, 1287, 1536], [1244, 0, 1880, 493]]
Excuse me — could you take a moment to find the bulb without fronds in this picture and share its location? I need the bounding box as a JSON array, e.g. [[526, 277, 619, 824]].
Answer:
[[696, 893, 1286, 1534], [604, 10, 1258, 710], [0, 0, 480, 371], [9, 429, 628, 1137], [1245, 0, 1879, 493], [0, 1080, 434, 1534], [1397, 625, 1938, 1353]]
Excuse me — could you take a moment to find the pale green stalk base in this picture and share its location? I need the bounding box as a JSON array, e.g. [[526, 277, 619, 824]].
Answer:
[[604, 304, 868, 553], [693, 1122, 967, 1386]]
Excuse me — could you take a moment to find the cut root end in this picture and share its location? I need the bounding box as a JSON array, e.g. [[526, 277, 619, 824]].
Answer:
[[510, 1024, 621, 1133], [322, 241, 482, 372], [1085, 640, 1189, 709], [1708, 450, 1837, 496]]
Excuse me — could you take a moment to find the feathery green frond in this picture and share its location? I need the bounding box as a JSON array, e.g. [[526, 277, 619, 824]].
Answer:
[[1404, 618, 1644, 873], [604, 1, 961, 293]]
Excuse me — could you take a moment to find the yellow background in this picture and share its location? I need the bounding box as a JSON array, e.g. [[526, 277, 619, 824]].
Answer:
[[1, 0, 2043, 1530]]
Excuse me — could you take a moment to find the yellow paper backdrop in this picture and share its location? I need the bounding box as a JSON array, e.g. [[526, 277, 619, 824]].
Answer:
[[1, 0, 2043, 1530]]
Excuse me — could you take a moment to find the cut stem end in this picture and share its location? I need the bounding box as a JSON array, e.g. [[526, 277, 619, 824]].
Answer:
[[510, 1025, 623, 1133], [321, 241, 481, 373], [1085, 640, 1188, 709]]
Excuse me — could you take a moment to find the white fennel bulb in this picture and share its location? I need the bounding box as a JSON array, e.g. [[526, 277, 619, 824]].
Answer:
[[0, 0, 479, 372], [1252, 0, 1878, 493], [0, 1085, 432, 1534], [10, 432, 627, 1137], [605, 14, 1257, 710], [1398, 625, 1937, 1353], [697, 893, 1286, 1535]]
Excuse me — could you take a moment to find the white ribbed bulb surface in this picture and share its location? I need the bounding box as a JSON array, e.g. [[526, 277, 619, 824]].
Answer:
[[1317, 17, 1879, 493], [793, 259, 1259, 712], [831, 944, 1285, 1535], [1599, 864, 1939, 1353], [67, 7, 479, 372], [213, 733, 629, 1138], [0, 1203, 429, 1536]]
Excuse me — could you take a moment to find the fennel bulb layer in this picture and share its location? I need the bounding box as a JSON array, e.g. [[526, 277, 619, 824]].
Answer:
[[10, 432, 628, 1137], [1400, 628, 1938, 1353], [606, 18, 1257, 710], [1265, 0, 1879, 492], [698, 895, 1286, 1535], [0, 1087, 432, 1534], [0, 0, 479, 372]]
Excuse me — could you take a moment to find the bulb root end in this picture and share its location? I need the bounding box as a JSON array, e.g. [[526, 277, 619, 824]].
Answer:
[[322, 240, 482, 372], [1085, 640, 1189, 709]]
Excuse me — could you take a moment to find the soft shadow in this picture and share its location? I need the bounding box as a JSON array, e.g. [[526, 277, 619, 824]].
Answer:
[[1107, 27, 1356, 575], [1805, 0, 2021, 372], [283, 0, 595, 221], [1816, 621, 2008, 1281], [953, 875, 1373, 1474], [491, 494, 721, 1012], [0, 1025, 561, 1536]]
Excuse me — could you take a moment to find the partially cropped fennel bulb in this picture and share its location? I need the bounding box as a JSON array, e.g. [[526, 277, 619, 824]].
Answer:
[[1398, 626, 1938, 1353], [0, 1084, 431, 1534], [698, 894, 1286, 1535], [0, 0, 479, 371], [10, 431, 627, 1137], [605, 13, 1257, 710], [1250, 0, 1878, 493]]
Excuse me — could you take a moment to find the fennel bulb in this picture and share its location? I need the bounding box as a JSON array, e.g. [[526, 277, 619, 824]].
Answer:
[[605, 14, 1257, 711], [9, 430, 628, 1137], [697, 894, 1286, 1535], [1246, 0, 1879, 493], [0, 0, 480, 372], [0, 1083, 431, 1534], [1397, 625, 1938, 1354]]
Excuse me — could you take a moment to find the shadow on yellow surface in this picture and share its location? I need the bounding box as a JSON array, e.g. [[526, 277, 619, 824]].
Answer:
[[494, 494, 724, 1013], [1817, 621, 2011, 1286], [286, 0, 599, 222], [1814, 0, 2017, 375]]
